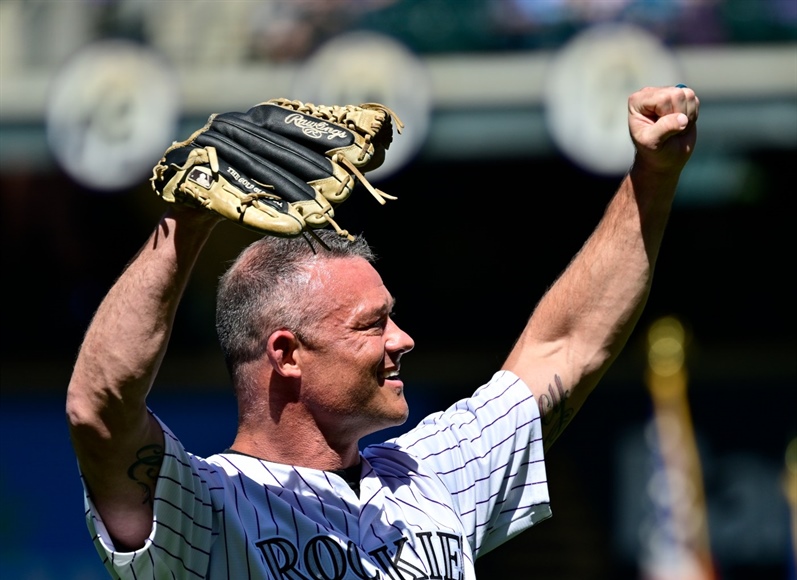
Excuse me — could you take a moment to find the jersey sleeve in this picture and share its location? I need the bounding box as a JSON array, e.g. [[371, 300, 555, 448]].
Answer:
[[82, 414, 216, 579], [388, 370, 551, 557]]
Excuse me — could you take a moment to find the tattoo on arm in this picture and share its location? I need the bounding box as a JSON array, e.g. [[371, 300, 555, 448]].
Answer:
[[126, 444, 164, 506], [537, 374, 574, 448]]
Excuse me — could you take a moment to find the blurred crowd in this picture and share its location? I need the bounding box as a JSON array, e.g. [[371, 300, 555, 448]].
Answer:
[[1, 0, 795, 73]]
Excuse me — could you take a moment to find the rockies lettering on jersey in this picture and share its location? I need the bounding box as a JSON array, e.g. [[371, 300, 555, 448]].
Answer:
[[257, 530, 463, 580]]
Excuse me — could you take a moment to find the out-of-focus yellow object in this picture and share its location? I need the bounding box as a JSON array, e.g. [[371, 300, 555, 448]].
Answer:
[[642, 316, 717, 580]]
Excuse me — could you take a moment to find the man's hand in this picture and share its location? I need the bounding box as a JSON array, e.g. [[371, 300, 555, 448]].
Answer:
[[628, 85, 699, 175]]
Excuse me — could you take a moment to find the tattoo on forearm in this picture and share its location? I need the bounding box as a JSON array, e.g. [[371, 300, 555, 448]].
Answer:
[[127, 444, 164, 506], [538, 375, 574, 445]]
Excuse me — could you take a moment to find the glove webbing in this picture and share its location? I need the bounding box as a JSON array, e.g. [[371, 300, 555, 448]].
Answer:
[[333, 154, 397, 205]]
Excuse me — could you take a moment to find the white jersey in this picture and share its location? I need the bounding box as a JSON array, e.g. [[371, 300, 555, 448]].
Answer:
[[83, 370, 551, 579]]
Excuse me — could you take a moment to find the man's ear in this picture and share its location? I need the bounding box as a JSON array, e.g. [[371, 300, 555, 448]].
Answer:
[[266, 330, 302, 378]]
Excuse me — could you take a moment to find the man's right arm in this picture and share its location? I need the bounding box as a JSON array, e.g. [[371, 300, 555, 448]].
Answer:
[[66, 208, 220, 551]]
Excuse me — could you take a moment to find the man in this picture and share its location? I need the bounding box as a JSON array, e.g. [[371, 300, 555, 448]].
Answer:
[[67, 85, 699, 578]]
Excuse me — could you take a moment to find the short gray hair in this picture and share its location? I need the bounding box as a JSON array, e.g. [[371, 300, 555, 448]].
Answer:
[[215, 230, 376, 382]]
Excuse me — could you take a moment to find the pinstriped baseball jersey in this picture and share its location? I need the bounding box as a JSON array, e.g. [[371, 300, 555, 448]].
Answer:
[[83, 370, 551, 579]]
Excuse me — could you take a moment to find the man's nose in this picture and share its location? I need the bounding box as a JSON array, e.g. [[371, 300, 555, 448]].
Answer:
[[387, 319, 414, 354]]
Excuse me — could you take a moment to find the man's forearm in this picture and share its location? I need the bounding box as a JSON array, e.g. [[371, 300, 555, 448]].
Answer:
[[564, 163, 679, 373], [68, 209, 218, 421], [503, 160, 682, 449]]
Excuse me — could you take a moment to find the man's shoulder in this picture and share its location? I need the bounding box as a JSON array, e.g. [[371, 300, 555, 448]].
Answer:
[[363, 370, 538, 466]]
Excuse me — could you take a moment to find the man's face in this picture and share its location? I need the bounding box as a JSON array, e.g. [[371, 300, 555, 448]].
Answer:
[[297, 257, 415, 440]]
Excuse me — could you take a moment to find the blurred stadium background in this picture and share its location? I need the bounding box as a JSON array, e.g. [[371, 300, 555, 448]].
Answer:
[[1, 1, 795, 578]]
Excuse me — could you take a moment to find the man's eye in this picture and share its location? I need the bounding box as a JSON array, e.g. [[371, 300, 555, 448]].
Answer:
[[361, 311, 394, 330], [373, 315, 393, 330], [358, 318, 383, 331]]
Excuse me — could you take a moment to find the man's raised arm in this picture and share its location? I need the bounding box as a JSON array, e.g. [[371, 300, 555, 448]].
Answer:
[[502, 85, 700, 450], [66, 208, 220, 550]]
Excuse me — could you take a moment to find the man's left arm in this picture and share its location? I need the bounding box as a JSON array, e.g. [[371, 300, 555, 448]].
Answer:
[[502, 85, 700, 451]]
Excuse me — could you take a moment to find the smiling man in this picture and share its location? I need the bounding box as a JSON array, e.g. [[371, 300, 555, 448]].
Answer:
[[67, 85, 699, 579], [218, 235, 416, 470]]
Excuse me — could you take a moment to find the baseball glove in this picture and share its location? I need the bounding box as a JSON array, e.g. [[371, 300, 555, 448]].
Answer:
[[150, 98, 403, 240]]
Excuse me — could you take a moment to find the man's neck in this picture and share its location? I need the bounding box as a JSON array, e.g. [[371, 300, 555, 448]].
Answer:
[[229, 426, 361, 471]]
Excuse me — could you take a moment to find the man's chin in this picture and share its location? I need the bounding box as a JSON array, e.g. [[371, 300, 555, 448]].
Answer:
[[361, 409, 409, 439], [382, 407, 410, 429]]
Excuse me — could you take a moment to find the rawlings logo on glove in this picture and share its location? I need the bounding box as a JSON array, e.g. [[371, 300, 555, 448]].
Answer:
[[284, 114, 350, 141]]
